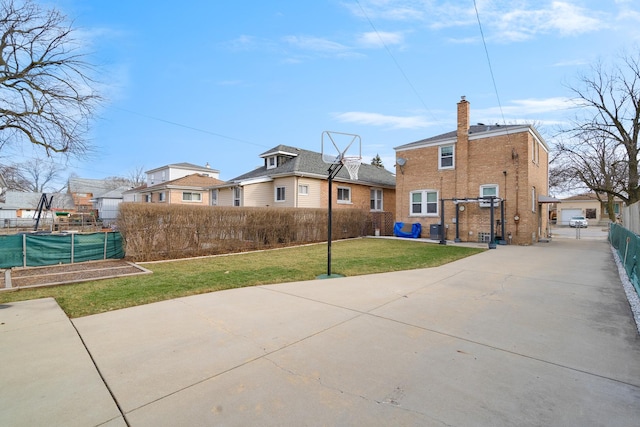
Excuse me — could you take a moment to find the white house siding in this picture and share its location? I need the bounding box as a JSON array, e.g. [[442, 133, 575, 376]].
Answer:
[[98, 199, 122, 223], [297, 177, 322, 208], [243, 182, 273, 207], [273, 177, 296, 208], [217, 187, 235, 206]]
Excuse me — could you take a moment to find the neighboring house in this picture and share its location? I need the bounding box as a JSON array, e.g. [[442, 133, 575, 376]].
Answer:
[[91, 186, 130, 225], [125, 173, 225, 205], [213, 145, 396, 217], [555, 193, 623, 226], [145, 162, 219, 186], [68, 177, 124, 214], [0, 192, 74, 228], [394, 97, 552, 245]]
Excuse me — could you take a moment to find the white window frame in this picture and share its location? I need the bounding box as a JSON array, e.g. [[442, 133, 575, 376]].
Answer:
[[370, 188, 383, 211], [267, 156, 277, 169], [532, 187, 536, 212], [182, 192, 202, 202], [211, 189, 218, 206], [275, 186, 286, 202], [144, 194, 151, 203], [410, 190, 438, 216], [298, 184, 309, 195], [158, 192, 165, 202], [439, 145, 455, 170], [337, 186, 351, 204], [479, 184, 499, 207], [234, 187, 242, 207]]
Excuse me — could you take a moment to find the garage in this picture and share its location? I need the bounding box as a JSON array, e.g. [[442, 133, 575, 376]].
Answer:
[[560, 209, 582, 226]]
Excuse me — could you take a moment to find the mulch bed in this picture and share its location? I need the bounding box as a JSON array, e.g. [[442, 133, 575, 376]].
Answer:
[[0, 259, 151, 290]]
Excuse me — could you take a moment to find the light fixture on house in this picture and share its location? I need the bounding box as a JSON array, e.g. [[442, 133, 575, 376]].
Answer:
[[395, 158, 407, 174]]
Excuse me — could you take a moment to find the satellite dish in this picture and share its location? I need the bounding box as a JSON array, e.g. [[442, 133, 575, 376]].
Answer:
[[396, 158, 406, 167]]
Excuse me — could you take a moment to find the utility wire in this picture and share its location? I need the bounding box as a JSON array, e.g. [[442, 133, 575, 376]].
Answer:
[[112, 106, 269, 148], [355, 0, 443, 129], [473, 0, 509, 126]]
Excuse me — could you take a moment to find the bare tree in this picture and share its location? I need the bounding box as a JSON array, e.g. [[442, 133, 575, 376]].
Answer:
[[555, 132, 627, 221], [0, 0, 101, 157], [0, 157, 63, 191], [563, 50, 640, 205], [127, 165, 146, 187]]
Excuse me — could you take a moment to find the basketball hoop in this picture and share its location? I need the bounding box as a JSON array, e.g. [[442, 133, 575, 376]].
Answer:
[[342, 156, 361, 180]]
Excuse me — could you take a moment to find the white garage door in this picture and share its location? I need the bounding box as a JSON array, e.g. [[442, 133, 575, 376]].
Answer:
[[560, 209, 582, 225]]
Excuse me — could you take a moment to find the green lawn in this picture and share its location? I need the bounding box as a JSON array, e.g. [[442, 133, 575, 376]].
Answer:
[[0, 238, 484, 318]]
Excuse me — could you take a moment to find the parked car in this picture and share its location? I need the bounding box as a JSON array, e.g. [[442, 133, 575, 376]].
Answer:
[[569, 216, 588, 228]]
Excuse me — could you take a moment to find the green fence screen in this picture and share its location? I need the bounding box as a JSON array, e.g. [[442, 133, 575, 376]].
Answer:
[[609, 223, 640, 297], [0, 232, 124, 268]]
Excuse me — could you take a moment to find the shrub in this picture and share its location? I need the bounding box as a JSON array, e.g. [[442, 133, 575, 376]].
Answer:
[[117, 204, 369, 261]]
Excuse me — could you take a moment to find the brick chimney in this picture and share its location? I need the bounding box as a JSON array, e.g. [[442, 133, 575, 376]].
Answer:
[[457, 96, 470, 138], [456, 96, 470, 197]]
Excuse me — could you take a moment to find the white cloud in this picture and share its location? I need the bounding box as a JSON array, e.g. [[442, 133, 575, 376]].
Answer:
[[283, 35, 349, 53], [474, 97, 574, 124], [357, 31, 404, 48], [333, 111, 432, 129], [347, 1, 610, 43]]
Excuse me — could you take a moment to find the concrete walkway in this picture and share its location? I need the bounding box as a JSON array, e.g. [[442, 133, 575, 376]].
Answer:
[[1, 237, 639, 426]]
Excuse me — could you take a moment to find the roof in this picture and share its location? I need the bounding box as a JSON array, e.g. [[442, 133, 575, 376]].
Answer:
[[561, 192, 623, 202], [0, 192, 74, 210], [145, 162, 220, 175], [93, 186, 131, 200], [227, 145, 395, 187], [68, 178, 124, 197], [143, 173, 224, 191], [395, 124, 547, 151]]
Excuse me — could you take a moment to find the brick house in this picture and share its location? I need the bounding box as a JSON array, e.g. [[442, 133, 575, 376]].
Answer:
[[394, 97, 551, 245], [212, 145, 396, 233]]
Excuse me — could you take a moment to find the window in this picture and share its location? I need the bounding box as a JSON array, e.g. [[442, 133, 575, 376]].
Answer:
[[276, 186, 286, 202], [531, 187, 536, 212], [370, 189, 383, 211], [479, 184, 499, 207], [159, 192, 165, 202], [337, 186, 351, 203], [298, 184, 309, 195], [439, 145, 454, 169], [267, 156, 277, 169], [211, 189, 218, 206], [532, 139, 539, 164], [585, 208, 596, 219], [234, 187, 241, 206], [144, 194, 150, 203], [410, 190, 438, 216], [182, 192, 202, 202]]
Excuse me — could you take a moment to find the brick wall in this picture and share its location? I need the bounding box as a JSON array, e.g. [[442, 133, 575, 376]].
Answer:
[[396, 117, 548, 245]]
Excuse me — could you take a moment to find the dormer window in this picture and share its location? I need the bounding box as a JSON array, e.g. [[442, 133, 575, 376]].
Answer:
[[267, 156, 277, 169]]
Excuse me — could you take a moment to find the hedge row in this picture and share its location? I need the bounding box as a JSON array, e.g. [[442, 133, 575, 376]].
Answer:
[[117, 203, 370, 261]]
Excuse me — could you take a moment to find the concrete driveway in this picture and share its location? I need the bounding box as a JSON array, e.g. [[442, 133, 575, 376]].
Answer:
[[1, 237, 639, 426]]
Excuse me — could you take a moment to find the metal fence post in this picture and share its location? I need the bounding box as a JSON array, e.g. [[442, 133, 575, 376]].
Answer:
[[23, 234, 26, 267], [70, 233, 75, 264], [104, 232, 108, 260]]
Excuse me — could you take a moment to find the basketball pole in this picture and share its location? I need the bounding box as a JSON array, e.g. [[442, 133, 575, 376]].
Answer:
[[326, 160, 343, 277]]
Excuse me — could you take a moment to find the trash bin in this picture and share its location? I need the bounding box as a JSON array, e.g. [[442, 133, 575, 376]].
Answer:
[[429, 224, 442, 240]]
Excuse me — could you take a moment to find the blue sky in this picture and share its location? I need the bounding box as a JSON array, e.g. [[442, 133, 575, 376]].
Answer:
[[23, 0, 640, 184]]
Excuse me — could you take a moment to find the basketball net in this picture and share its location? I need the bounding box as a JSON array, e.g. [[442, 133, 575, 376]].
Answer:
[[342, 156, 361, 180]]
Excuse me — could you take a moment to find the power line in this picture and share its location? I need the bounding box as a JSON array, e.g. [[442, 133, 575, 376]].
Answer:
[[111, 106, 269, 149], [355, 0, 443, 129], [473, 0, 508, 126]]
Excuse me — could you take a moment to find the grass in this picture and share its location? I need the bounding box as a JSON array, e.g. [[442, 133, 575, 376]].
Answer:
[[0, 238, 484, 318]]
